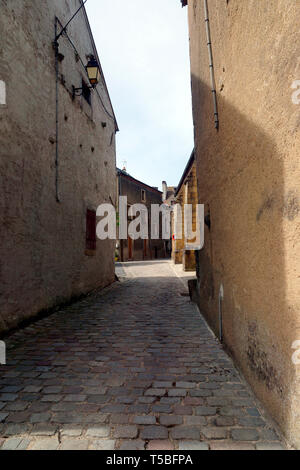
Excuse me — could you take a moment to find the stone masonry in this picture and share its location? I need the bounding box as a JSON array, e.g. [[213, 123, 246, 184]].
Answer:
[[0, 261, 286, 450], [0, 0, 117, 335]]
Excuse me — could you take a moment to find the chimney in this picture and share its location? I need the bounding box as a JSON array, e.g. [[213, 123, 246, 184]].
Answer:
[[162, 181, 167, 202], [122, 160, 127, 172]]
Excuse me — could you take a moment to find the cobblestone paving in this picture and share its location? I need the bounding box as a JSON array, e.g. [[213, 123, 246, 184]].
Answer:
[[0, 261, 285, 450]]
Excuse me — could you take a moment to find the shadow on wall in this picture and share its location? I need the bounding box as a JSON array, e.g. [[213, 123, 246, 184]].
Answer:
[[191, 76, 299, 447]]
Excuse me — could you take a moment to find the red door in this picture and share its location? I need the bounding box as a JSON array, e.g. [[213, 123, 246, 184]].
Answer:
[[128, 236, 133, 260]]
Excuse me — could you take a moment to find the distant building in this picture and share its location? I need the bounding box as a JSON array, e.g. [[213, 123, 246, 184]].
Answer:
[[116, 169, 166, 261], [172, 151, 198, 271], [162, 182, 176, 256], [0, 0, 118, 334]]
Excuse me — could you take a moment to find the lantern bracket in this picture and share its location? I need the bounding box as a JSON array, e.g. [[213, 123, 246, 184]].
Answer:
[[72, 84, 94, 100], [54, 0, 88, 43]]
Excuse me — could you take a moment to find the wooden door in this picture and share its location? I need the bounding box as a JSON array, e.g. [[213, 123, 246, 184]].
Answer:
[[128, 236, 133, 260], [143, 240, 147, 259]]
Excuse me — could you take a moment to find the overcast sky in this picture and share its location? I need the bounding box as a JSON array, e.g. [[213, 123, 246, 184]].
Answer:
[[86, 0, 194, 190]]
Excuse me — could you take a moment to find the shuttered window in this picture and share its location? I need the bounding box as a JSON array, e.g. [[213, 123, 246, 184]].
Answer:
[[86, 209, 97, 251]]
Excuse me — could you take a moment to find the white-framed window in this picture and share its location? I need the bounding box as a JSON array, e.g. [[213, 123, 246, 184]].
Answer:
[[0, 80, 6, 106], [141, 189, 146, 202]]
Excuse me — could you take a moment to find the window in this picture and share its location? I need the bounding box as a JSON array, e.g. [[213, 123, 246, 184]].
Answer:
[[141, 190, 146, 202], [0, 80, 6, 106], [86, 209, 96, 252], [82, 79, 91, 105]]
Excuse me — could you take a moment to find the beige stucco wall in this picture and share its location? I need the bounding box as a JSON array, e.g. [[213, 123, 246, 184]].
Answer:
[[0, 0, 117, 334], [186, 0, 300, 447]]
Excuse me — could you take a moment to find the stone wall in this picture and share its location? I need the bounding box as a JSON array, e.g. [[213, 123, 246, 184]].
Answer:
[[0, 0, 117, 334], [186, 0, 300, 448], [172, 162, 198, 271]]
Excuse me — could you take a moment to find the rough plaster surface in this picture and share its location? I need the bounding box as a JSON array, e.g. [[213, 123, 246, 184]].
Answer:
[[0, 0, 117, 334], [186, 0, 300, 448]]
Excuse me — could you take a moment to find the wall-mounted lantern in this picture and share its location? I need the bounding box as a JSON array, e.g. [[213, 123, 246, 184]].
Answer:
[[86, 56, 101, 87], [72, 55, 100, 99]]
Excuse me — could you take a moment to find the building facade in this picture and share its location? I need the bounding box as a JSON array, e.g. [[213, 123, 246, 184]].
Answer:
[[0, 0, 117, 335], [162, 181, 176, 257], [172, 152, 198, 271], [182, 0, 300, 447], [162, 181, 176, 207], [116, 169, 166, 262]]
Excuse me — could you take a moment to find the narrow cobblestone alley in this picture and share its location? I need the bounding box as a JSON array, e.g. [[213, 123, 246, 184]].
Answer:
[[0, 261, 285, 450]]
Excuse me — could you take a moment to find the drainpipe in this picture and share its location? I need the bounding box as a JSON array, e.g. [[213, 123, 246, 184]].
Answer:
[[204, 0, 219, 130], [54, 19, 60, 202], [219, 284, 224, 342]]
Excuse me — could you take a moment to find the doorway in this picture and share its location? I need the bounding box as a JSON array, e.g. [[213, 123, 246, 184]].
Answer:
[[128, 236, 133, 260]]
